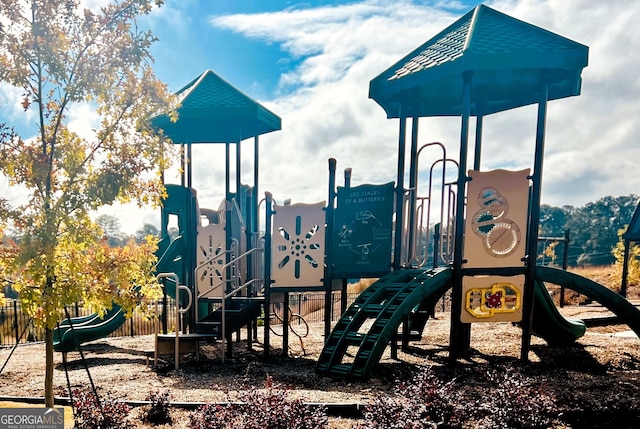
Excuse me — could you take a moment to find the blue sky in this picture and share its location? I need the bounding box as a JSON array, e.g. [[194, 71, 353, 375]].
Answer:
[[2, 0, 640, 233]]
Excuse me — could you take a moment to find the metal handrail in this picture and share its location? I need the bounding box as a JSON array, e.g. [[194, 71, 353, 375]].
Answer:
[[155, 272, 193, 369], [194, 246, 264, 301], [193, 250, 232, 300], [220, 277, 264, 363], [193, 245, 265, 363]]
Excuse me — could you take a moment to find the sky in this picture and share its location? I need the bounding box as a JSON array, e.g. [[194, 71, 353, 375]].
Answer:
[[1, 0, 640, 234]]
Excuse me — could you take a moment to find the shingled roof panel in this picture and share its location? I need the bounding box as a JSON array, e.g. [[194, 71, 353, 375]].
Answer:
[[369, 4, 589, 118], [151, 69, 281, 143]]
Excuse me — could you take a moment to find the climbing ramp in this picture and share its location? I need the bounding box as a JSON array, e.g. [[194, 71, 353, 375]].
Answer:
[[316, 268, 453, 380]]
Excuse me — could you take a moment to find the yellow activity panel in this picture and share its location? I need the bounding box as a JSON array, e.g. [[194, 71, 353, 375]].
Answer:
[[461, 275, 524, 323]]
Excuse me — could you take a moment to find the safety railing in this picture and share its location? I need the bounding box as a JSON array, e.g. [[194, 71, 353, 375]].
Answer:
[[155, 272, 192, 368]]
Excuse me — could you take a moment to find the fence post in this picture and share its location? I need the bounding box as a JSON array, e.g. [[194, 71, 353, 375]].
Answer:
[[13, 300, 19, 345]]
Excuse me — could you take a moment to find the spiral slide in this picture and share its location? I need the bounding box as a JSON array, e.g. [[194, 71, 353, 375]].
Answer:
[[53, 236, 186, 353]]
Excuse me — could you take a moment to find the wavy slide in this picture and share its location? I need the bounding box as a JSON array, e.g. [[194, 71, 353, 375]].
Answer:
[[53, 236, 185, 353], [53, 305, 126, 352]]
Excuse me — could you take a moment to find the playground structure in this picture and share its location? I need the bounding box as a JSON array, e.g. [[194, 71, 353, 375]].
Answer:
[[53, 4, 640, 379]]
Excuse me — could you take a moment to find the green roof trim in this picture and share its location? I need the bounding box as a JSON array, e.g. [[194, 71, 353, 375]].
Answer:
[[151, 69, 281, 143], [369, 4, 589, 118], [623, 202, 640, 242]]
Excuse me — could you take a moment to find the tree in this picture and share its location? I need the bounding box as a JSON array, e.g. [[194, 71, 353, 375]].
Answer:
[[0, 0, 172, 407], [96, 214, 125, 247], [135, 223, 159, 244], [612, 227, 640, 289], [539, 204, 571, 238], [565, 195, 640, 266]]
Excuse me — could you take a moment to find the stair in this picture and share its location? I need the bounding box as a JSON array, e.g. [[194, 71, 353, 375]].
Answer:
[[195, 297, 263, 337], [316, 268, 452, 380]]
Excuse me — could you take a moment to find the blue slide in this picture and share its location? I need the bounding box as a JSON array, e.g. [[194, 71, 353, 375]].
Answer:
[[53, 236, 185, 353]]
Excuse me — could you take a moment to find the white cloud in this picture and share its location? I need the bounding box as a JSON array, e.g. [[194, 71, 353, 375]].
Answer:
[[67, 102, 100, 141], [4, 0, 639, 234], [202, 1, 465, 209], [0, 82, 36, 124], [204, 0, 640, 213]]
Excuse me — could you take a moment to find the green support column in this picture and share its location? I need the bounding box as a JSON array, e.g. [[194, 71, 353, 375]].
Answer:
[[407, 117, 420, 265], [521, 75, 549, 361], [393, 116, 407, 270], [450, 71, 472, 360], [264, 192, 274, 358], [324, 158, 337, 339], [473, 115, 483, 171]]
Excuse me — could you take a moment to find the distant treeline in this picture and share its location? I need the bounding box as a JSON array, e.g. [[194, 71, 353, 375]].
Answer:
[[89, 194, 640, 267], [539, 194, 639, 266]]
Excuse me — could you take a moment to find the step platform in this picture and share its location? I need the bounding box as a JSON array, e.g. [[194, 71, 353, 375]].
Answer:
[[145, 333, 216, 368]]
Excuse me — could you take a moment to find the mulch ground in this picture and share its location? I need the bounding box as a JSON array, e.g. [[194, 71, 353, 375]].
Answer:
[[0, 301, 638, 428]]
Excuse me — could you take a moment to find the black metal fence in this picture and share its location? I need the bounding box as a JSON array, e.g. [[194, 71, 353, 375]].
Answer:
[[269, 292, 360, 324], [0, 292, 360, 347], [0, 300, 178, 347]]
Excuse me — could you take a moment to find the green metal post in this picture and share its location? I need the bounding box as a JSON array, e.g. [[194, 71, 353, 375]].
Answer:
[[341, 168, 351, 315], [473, 115, 483, 170], [393, 116, 407, 270], [324, 158, 337, 339], [521, 76, 549, 361], [621, 240, 630, 298], [264, 192, 274, 358], [407, 117, 419, 265], [450, 71, 472, 360], [283, 292, 289, 357]]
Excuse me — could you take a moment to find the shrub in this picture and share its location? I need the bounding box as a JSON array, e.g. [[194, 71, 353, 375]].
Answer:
[[72, 388, 131, 429], [356, 369, 460, 428], [188, 403, 231, 429], [235, 375, 328, 429], [143, 390, 172, 425], [466, 366, 559, 428], [188, 376, 328, 429]]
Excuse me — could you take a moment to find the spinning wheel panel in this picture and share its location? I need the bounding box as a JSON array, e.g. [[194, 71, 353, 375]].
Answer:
[[464, 169, 530, 268]]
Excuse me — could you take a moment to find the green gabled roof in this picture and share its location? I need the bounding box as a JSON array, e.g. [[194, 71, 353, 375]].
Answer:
[[623, 202, 640, 242], [151, 69, 281, 143], [369, 4, 589, 118]]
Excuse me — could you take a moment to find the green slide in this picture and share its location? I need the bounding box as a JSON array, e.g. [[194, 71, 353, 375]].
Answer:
[[53, 305, 126, 352], [52, 235, 186, 353], [531, 280, 586, 346], [534, 265, 640, 338]]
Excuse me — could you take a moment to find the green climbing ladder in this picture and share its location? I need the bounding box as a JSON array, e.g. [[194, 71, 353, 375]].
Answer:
[[316, 267, 453, 380]]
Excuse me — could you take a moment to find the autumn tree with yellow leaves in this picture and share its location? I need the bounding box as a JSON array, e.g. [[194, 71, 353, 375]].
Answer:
[[0, 0, 173, 407]]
